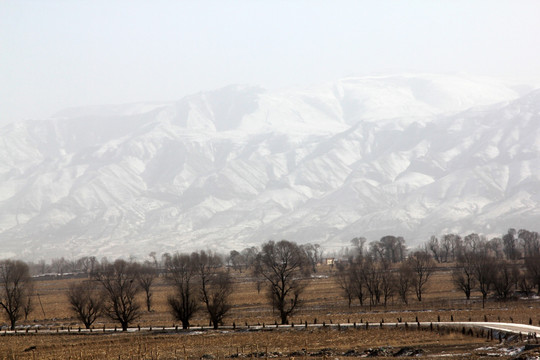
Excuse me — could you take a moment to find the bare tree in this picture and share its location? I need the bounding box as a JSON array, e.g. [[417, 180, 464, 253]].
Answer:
[[368, 241, 384, 262], [370, 236, 406, 263], [51, 257, 75, 276], [202, 272, 232, 329], [396, 261, 413, 304], [240, 246, 259, 271], [350, 237, 367, 259], [165, 253, 199, 329], [427, 236, 441, 263], [21, 279, 35, 321], [503, 228, 519, 260], [76, 256, 98, 277], [447, 234, 463, 261], [492, 261, 518, 300], [487, 237, 504, 259], [408, 250, 435, 302], [335, 263, 355, 307], [519, 229, 540, 258], [440, 234, 455, 262], [452, 252, 477, 300], [525, 254, 540, 294], [23, 289, 34, 321], [67, 281, 103, 329], [255, 240, 311, 324], [161, 253, 172, 267], [301, 243, 323, 273], [148, 252, 158, 269], [350, 262, 365, 306], [470, 251, 495, 308], [193, 251, 232, 329], [0, 260, 33, 330], [463, 233, 485, 255], [93, 259, 141, 331], [517, 269, 535, 297], [360, 257, 382, 307], [336, 260, 366, 306], [134, 263, 157, 312], [228, 250, 244, 272], [379, 261, 395, 307]]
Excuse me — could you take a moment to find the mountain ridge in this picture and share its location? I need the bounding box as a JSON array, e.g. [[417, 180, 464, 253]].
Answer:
[[0, 74, 538, 260]]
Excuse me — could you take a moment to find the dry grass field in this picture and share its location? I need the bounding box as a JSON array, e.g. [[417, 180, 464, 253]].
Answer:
[[1, 327, 505, 360], [1, 264, 540, 359]]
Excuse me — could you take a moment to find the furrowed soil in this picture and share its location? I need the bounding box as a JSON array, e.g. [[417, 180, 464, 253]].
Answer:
[[1, 264, 539, 359]]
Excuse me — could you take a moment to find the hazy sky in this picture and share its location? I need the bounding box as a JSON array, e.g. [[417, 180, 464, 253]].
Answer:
[[2, 0, 540, 125]]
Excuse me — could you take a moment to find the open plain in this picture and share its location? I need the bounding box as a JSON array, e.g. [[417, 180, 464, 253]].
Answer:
[[1, 264, 540, 359]]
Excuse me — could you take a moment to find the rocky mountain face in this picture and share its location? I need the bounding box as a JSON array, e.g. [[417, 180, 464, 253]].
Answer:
[[1, 74, 538, 260]]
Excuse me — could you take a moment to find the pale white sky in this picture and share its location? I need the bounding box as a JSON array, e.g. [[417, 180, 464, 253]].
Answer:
[[2, 0, 540, 125]]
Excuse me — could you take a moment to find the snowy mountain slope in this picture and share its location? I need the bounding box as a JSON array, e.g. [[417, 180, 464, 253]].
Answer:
[[0, 74, 538, 260]]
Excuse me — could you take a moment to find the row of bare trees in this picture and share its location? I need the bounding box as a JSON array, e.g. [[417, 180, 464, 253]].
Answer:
[[65, 240, 314, 331], [336, 250, 435, 308], [67, 260, 152, 331], [452, 237, 540, 308], [426, 229, 540, 263], [65, 252, 233, 332], [0, 240, 316, 331], [2, 229, 540, 331], [335, 230, 540, 310], [165, 240, 315, 328], [165, 251, 232, 329]]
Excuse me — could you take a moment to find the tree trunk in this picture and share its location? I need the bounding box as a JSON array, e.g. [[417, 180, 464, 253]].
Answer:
[[281, 312, 288, 325]]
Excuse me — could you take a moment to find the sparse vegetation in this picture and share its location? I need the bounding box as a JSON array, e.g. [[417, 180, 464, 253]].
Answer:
[[1, 229, 540, 358]]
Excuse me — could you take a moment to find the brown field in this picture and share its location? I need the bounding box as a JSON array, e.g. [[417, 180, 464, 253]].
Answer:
[[1, 328, 504, 360], [1, 264, 540, 359]]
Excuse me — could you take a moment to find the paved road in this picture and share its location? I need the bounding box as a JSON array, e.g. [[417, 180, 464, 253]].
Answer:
[[451, 321, 540, 335]]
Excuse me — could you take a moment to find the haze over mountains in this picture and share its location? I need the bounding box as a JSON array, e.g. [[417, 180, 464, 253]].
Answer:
[[1, 74, 539, 260]]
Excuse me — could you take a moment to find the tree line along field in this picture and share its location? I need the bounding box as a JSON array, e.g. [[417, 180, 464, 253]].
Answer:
[[2, 264, 540, 359], [1, 233, 540, 359], [24, 262, 540, 328]]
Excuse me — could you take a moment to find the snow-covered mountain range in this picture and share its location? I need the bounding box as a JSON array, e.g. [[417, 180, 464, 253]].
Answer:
[[1, 74, 539, 260]]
